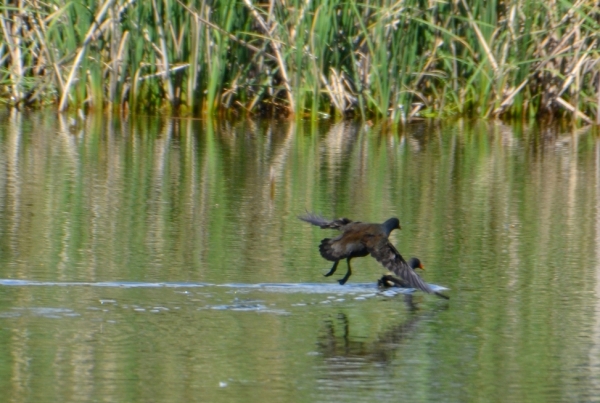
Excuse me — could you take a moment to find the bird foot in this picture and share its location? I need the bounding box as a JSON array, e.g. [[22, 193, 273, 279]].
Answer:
[[324, 262, 339, 277]]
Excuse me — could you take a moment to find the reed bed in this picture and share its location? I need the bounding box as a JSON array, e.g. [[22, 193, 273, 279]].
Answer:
[[1, 0, 600, 122]]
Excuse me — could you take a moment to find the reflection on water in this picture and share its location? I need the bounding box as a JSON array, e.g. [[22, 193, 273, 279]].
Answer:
[[316, 303, 441, 393], [0, 111, 599, 402], [318, 297, 428, 362]]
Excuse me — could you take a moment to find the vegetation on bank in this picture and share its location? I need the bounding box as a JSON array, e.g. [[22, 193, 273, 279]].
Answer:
[[1, 0, 600, 122]]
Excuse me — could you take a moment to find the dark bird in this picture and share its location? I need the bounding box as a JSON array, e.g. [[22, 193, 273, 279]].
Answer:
[[299, 213, 449, 299], [377, 257, 424, 288]]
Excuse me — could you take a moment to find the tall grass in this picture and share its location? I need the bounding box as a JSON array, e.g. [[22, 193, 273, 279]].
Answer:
[[1, 0, 600, 122]]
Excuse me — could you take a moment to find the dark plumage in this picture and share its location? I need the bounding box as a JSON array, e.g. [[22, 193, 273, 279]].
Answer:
[[378, 257, 424, 288], [300, 213, 449, 299]]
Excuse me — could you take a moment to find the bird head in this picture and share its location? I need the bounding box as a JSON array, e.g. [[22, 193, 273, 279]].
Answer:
[[408, 257, 425, 270], [382, 217, 401, 236]]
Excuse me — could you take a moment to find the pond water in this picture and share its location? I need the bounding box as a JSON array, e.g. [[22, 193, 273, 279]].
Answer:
[[0, 111, 599, 402]]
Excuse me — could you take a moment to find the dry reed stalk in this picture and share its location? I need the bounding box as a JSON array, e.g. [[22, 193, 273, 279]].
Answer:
[[493, 4, 592, 117], [186, 14, 200, 108], [152, 0, 175, 104], [175, 0, 278, 62], [554, 97, 593, 124], [108, 6, 118, 104], [459, 0, 498, 74], [116, 31, 130, 104], [321, 69, 343, 112], [242, 0, 295, 112], [0, 13, 24, 102], [30, 10, 65, 93], [58, 0, 115, 111], [556, 40, 595, 99]]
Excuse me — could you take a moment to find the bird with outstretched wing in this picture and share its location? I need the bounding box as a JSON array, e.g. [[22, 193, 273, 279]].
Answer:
[[300, 213, 449, 299]]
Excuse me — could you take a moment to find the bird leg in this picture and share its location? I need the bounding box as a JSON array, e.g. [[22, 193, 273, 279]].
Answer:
[[324, 260, 339, 277], [338, 258, 353, 285]]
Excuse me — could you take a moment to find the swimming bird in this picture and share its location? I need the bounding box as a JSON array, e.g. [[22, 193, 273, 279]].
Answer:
[[299, 213, 449, 299], [377, 257, 424, 288]]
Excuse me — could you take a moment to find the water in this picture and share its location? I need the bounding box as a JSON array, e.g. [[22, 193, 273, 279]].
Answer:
[[0, 111, 599, 402]]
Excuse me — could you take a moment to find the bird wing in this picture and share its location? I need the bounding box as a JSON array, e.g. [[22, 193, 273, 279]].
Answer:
[[299, 213, 353, 230], [365, 235, 435, 295]]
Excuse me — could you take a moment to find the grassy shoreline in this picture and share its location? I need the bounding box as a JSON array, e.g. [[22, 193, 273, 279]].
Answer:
[[1, 0, 599, 123]]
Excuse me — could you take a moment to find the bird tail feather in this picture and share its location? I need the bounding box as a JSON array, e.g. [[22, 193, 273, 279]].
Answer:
[[298, 213, 351, 230]]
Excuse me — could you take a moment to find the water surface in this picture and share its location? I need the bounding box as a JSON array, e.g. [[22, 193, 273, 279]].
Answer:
[[0, 112, 599, 402]]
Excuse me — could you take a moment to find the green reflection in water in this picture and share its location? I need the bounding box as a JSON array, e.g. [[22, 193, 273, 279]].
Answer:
[[0, 111, 599, 403]]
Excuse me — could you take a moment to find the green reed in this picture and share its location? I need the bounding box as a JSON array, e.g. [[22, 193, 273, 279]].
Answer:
[[1, 0, 599, 122]]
